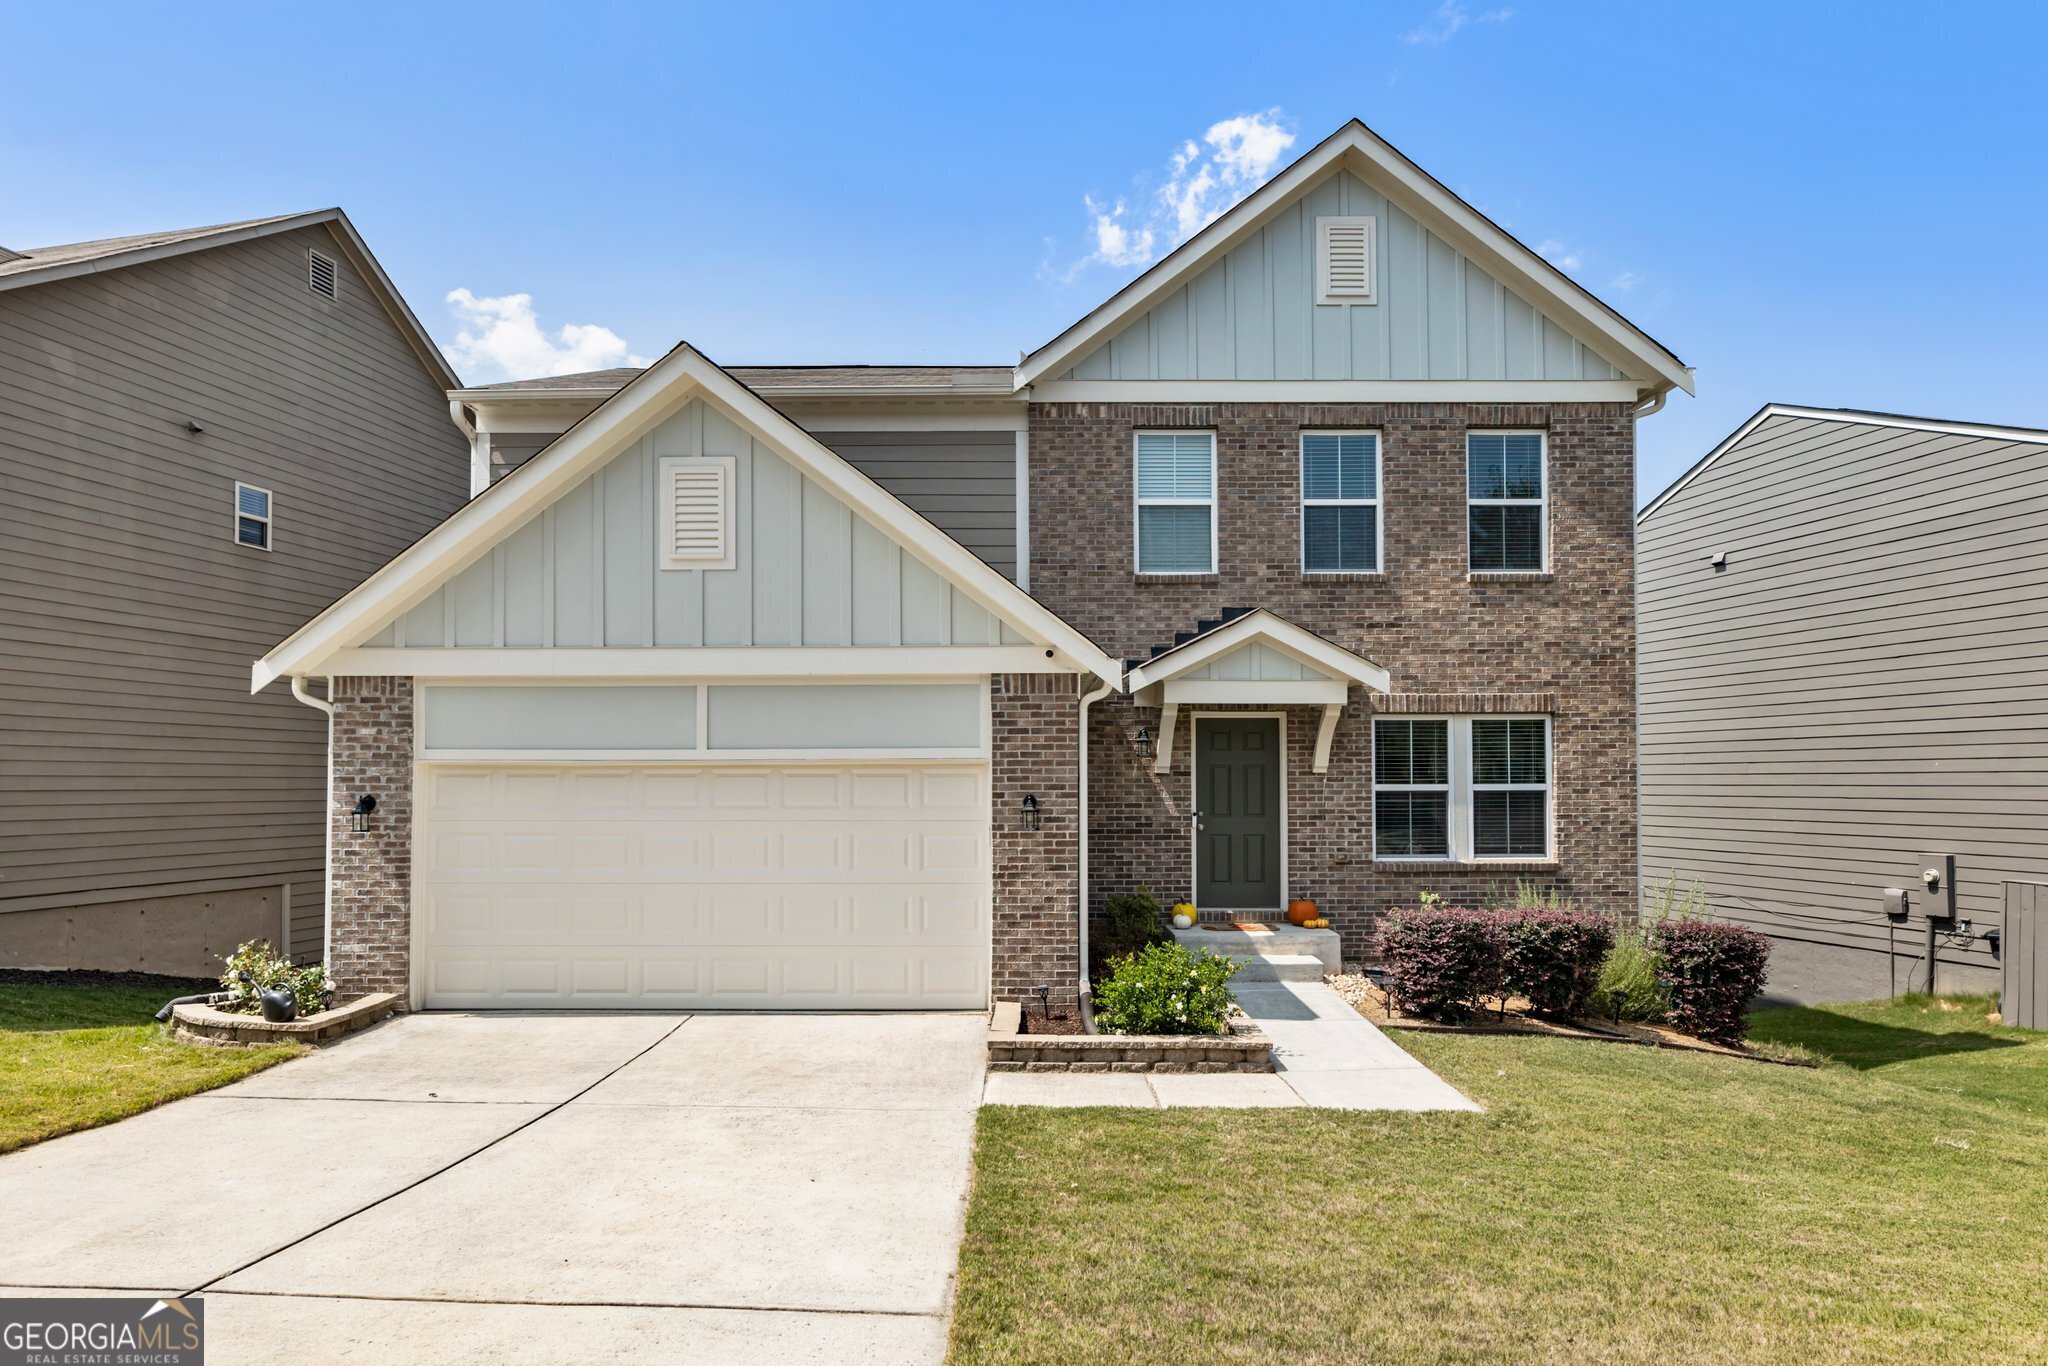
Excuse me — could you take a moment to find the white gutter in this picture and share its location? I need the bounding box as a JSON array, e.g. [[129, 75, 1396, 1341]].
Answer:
[[1633, 389, 1668, 420], [447, 400, 490, 497], [288, 677, 335, 965], [1077, 674, 1116, 1030]]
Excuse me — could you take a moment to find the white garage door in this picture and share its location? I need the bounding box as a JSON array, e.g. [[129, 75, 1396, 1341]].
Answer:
[[415, 764, 989, 1010]]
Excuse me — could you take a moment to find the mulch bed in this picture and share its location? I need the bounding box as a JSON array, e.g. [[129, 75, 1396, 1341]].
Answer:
[[0, 968, 219, 994], [1326, 970, 1812, 1066], [1019, 993, 1087, 1036]]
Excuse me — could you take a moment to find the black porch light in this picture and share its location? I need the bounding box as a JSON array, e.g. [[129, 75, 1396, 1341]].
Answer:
[[350, 793, 377, 834], [1021, 793, 1041, 831], [1133, 727, 1153, 759]]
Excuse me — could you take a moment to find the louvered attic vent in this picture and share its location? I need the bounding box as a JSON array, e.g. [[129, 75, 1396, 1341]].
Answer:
[[1316, 216, 1377, 306], [659, 455, 736, 571], [307, 248, 338, 299]]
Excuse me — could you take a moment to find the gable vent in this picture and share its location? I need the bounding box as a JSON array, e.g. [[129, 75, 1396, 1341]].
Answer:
[[659, 455, 736, 571], [307, 248, 338, 300], [1316, 216, 1377, 306]]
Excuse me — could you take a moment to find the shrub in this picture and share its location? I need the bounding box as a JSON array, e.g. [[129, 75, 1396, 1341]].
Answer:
[[1652, 919, 1771, 1044], [1591, 918, 1668, 1022], [1498, 908, 1614, 1019], [1098, 887, 1169, 960], [1375, 907, 1507, 1023], [221, 940, 331, 1018], [1093, 941, 1240, 1035]]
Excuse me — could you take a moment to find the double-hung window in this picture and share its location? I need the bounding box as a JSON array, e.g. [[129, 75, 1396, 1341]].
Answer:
[[1373, 715, 1551, 860], [1467, 431, 1545, 572], [1134, 432, 1216, 574], [234, 482, 273, 551], [1301, 432, 1380, 573]]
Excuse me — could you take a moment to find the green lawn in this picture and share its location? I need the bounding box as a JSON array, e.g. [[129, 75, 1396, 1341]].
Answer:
[[0, 972, 301, 1154], [953, 995, 2048, 1364]]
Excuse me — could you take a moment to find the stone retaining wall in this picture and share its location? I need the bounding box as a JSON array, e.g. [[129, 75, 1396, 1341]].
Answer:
[[173, 992, 399, 1047], [987, 1009, 1272, 1073]]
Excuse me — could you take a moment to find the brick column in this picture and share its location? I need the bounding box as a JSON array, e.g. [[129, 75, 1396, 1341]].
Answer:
[[328, 676, 414, 1002], [990, 673, 1081, 1003]]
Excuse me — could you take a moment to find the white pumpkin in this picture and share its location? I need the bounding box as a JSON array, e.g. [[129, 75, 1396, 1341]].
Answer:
[[1171, 912, 1195, 930]]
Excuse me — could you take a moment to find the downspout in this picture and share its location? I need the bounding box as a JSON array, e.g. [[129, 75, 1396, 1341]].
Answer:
[[449, 399, 488, 498], [1077, 674, 1115, 1031], [1632, 389, 1668, 421], [288, 677, 335, 966]]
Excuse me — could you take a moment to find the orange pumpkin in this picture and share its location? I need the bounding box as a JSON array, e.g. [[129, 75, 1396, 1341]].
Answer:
[[1286, 899, 1319, 927]]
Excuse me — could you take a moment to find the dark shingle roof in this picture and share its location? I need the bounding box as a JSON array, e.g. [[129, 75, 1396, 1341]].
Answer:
[[463, 364, 1015, 396], [0, 212, 315, 281]]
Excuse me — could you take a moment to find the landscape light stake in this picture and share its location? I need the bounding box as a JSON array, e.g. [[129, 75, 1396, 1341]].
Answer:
[[1034, 982, 1052, 1021]]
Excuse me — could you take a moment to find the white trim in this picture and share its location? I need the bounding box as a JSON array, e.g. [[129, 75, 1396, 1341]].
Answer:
[[1299, 430, 1382, 575], [233, 480, 273, 552], [1637, 404, 2048, 526], [1015, 121, 1692, 395], [793, 411, 1028, 433], [1153, 701, 1180, 776], [1466, 429, 1548, 574], [1189, 712, 1288, 913], [1312, 704, 1343, 775], [319, 647, 1064, 680], [253, 343, 1125, 691], [417, 746, 985, 765], [1315, 215, 1377, 306], [1030, 379, 1647, 405], [1370, 714, 1553, 863], [1014, 428, 1030, 592], [1163, 679, 1348, 707], [1126, 608, 1391, 697], [1133, 429, 1217, 575], [657, 454, 737, 571]]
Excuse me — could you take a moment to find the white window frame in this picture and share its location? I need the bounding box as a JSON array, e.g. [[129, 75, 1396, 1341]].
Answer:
[[1133, 430, 1218, 575], [1299, 430, 1382, 574], [1372, 714, 1553, 863], [307, 248, 338, 300], [1466, 429, 1548, 574], [1315, 215, 1378, 306], [233, 481, 273, 552]]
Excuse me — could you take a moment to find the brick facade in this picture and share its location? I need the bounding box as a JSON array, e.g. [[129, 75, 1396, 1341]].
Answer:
[[990, 672, 1083, 1000], [327, 676, 414, 1002], [1030, 401, 1638, 962]]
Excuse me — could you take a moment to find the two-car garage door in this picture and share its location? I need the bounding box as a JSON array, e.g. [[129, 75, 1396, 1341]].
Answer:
[[415, 763, 989, 1010]]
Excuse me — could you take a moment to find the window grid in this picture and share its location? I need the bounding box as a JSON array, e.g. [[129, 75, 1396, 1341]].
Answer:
[[1467, 431, 1546, 573], [234, 481, 272, 552], [1300, 432, 1381, 574], [1134, 431, 1216, 574], [1372, 715, 1552, 862]]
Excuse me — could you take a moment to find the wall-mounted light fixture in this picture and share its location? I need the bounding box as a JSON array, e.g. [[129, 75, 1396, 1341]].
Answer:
[[1021, 794, 1040, 831], [1133, 727, 1153, 759], [351, 794, 377, 833]]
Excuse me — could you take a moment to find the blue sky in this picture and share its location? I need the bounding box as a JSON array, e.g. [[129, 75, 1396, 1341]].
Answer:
[[5, 1, 2044, 504]]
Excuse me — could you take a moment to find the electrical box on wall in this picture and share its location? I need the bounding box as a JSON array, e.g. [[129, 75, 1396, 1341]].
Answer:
[[1917, 852, 1957, 922], [1883, 887, 1908, 918]]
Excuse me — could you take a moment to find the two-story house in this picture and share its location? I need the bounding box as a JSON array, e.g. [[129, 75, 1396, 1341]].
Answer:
[[255, 121, 1691, 1012], [1, 210, 470, 976]]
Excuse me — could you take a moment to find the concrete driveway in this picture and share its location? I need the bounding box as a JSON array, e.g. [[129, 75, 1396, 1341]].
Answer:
[[0, 1012, 987, 1362]]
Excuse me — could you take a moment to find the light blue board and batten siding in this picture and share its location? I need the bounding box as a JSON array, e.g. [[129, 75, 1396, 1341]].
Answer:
[[1064, 170, 1624, 384], [364, 398, 1028, 651]]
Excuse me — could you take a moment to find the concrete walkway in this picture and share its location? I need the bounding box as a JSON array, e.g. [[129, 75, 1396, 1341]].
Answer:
[[983, 980, 1479, 1111], [0, 1012, 987, 1363]]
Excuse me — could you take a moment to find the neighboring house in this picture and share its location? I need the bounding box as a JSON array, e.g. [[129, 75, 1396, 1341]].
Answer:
[[1639, 405, 2031, 1003], [259, 120, 1691, 1012], [0, 211, 470, 976]]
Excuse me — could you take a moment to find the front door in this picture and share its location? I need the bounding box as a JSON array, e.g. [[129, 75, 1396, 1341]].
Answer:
[[1195, 717, 1282, 910]]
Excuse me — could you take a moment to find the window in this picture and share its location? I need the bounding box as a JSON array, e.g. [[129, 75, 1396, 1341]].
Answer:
[[1301, 432, 1380, 572], [234, 482, 272, 550], [659, 456, 736, 571], [1134, 432, 1215, 574], [307, 248, 338, 300], [1316, 216, 1377, 305], [1373, 715, 1551, 861], [1467, 431, 1545, 572]]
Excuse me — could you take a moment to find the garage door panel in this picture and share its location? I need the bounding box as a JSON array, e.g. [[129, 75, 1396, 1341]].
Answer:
[[418, 764, 988, 1009]]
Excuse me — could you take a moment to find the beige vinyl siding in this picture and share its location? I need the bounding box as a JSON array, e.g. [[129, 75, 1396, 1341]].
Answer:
[[1637, 413, 2047, 997], [0, 224, 468, 914]]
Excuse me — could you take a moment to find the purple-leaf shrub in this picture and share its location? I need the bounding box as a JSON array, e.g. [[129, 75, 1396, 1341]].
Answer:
[[1651, 919, 1771, 1044], [1499, 908, 1615, 1020], [1375, 907, 1507, 1023]]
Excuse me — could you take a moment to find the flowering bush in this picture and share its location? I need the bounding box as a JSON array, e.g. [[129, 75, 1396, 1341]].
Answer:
[[220, 940, 331, 1018], [1093, 942, 1240, 1036], [1652, 919, 1771, 1044], [1375, 907, 1507, 1023], [1499, 908, 1614, 1019]]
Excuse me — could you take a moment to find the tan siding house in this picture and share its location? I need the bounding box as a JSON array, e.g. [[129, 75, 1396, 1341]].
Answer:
[[0, 211, 467, 974]]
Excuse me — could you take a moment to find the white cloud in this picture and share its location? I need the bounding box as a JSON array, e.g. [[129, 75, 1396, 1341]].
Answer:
[[1535, 239, 1584, 274], [441, 288, 653, 384], [1403, 1, 1513, 45], [1051, 109, 1297, 280], [1608, 269, 1644, 292]]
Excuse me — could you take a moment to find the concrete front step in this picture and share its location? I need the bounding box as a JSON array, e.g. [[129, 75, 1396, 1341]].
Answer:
[[1171, 924, 1341, 976], [1227, 954, 1326, 983]]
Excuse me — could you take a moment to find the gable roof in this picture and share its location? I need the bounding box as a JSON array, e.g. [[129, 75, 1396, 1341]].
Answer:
[[255, 341, 1125, 690], [1637, 404, 2048, 526], [1017, 119, 1692, 397], [1124, 608, 1390, 695], [0, 208, 460, 391]]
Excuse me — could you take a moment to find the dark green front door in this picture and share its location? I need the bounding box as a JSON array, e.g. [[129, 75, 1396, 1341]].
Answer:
[[1195, 717, 1282, 910]]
